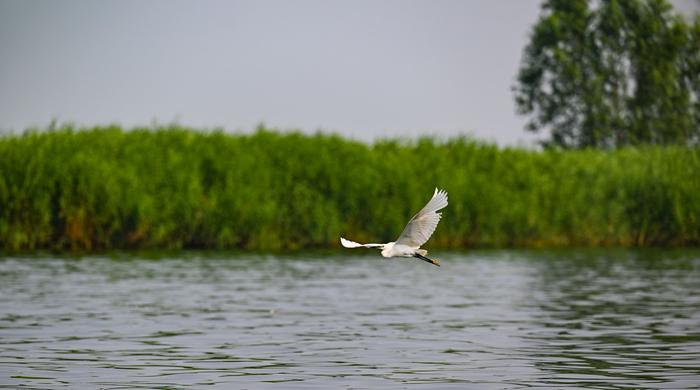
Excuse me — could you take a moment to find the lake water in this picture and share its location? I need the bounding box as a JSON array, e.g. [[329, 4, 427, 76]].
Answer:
[[1, 250, 699, 389]]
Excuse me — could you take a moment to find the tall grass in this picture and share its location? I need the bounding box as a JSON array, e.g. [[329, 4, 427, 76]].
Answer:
[[1, 125, 698, 251]]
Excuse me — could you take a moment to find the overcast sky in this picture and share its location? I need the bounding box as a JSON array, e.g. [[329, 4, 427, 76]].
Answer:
[[1, 1, 698, 145]]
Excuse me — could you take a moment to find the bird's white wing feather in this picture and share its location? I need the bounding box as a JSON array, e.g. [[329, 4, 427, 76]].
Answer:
[[340, 237, 384, 249], [395, 188, 448, 247]]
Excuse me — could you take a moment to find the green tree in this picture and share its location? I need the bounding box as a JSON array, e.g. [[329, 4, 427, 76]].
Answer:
[[514, 0, 700, 148]]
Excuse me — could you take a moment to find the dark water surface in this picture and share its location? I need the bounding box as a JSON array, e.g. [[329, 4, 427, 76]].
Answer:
[[1, 250, 699, 389]]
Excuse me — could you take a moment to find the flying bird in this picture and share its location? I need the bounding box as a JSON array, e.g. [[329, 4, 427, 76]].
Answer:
[[340, 188, 448, 267]]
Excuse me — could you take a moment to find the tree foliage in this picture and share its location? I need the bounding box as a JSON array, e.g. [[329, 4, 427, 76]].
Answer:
[[514, 0, 700, 148]]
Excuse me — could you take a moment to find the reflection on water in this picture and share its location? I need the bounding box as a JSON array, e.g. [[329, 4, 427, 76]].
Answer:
[[523, 250, 700, 388], [1, 250, 699, 389]]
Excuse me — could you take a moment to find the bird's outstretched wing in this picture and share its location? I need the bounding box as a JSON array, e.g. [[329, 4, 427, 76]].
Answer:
[[395, 188, 448, 247], [340, 237, 384, 249]]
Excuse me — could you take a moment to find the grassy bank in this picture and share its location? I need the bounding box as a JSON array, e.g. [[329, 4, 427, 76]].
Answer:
[[1, 125, 698, 251]]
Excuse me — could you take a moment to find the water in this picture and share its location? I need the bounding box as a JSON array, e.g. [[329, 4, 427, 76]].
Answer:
[[1, 250, 699, 389]]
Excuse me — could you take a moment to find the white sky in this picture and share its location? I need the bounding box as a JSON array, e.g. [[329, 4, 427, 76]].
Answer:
[[1, 0, 698, 145]]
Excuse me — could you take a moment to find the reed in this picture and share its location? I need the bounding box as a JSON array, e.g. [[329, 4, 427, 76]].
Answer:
[[1, 125, 698, 251]]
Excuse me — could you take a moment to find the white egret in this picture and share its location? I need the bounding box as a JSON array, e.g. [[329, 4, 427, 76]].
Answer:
[[340, 188, 448, 267]]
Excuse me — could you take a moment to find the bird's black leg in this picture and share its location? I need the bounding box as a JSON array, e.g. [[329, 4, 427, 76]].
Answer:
[[413, 253, 440, 267]]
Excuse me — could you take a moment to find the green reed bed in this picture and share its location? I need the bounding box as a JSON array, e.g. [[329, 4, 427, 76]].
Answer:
[[1, 126, 698, 251]]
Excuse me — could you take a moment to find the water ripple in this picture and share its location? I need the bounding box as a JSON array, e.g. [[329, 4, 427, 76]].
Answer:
[[1, 250, 699, 388]]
